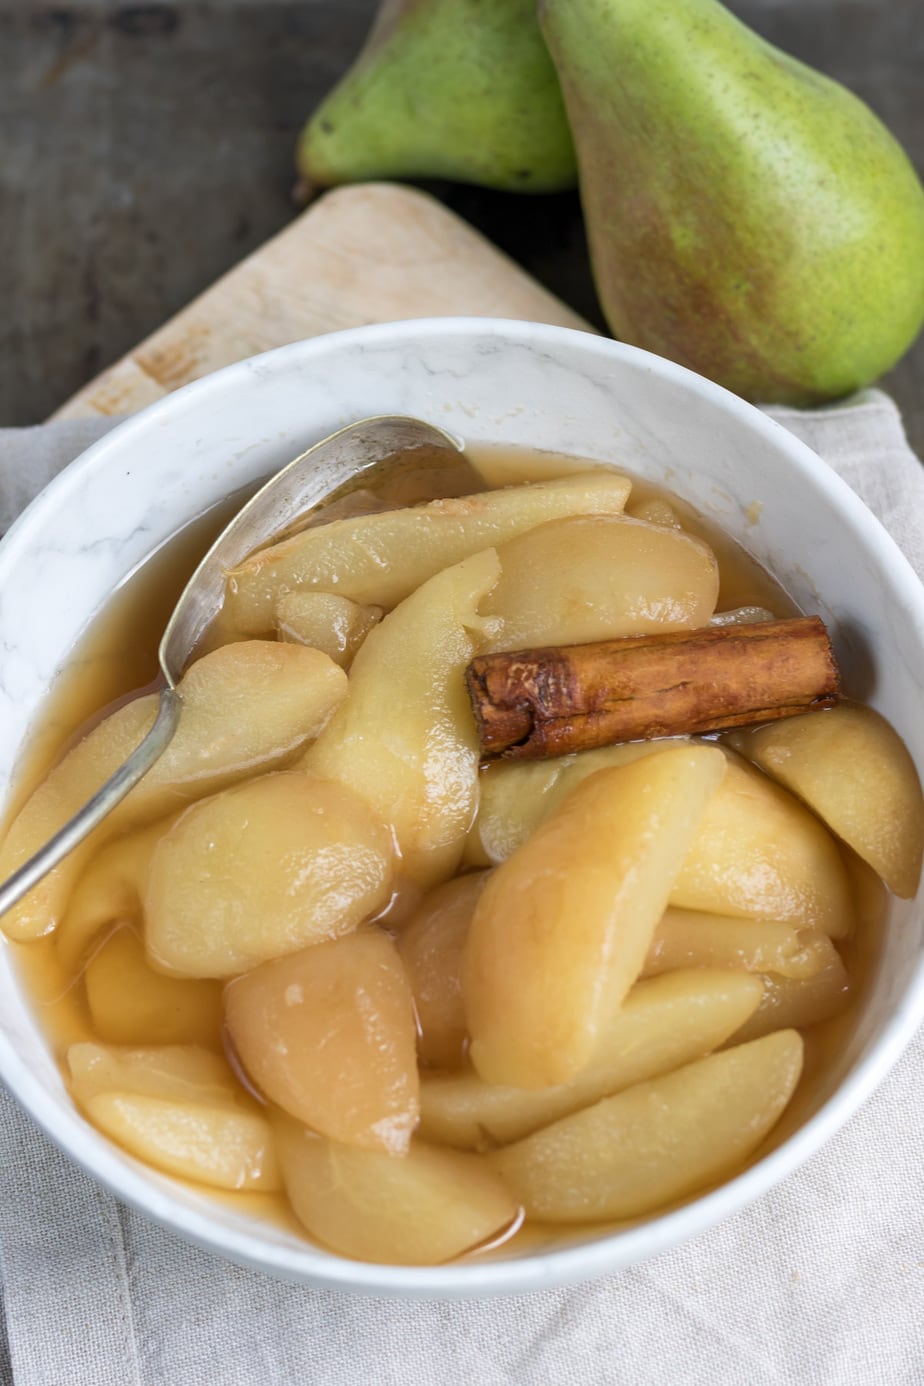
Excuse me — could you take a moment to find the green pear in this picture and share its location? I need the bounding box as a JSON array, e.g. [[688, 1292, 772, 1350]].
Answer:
[[298, 0, 576, 193], [540, 0, 924, 404]]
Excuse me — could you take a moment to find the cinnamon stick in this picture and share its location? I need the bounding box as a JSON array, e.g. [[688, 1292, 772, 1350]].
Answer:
[[466, 617, 840, 761]]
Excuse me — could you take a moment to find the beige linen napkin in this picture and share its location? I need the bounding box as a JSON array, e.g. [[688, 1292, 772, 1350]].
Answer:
[[1, 393, 923, 1386]]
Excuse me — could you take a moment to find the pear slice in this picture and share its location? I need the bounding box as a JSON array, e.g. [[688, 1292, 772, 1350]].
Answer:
[[671, 753, 853, 936], [56, 815, 178, 974], [465, 743, 852, 937], [225, 472, 629, 635], [225, 931, 419, 1154], [0, 641, 347, 941], [462, 737, 691, 869], [84, 926, 223, 1048], [81, 1095, 280, 1192], [68, 1042, 279, 1192], [491, 1030, 803, 1222], [732, 936, 850, 1043], [397, 871, 488, 1071], [484, 514, 718, 650], [463, 744, 727, 1089], [144, 772, 394, 978], [305, 549, 501, 892], [731, 705, 924, 898], [642, 910, 834, 981], [276, 1119, 519, 1266], [420, 969, 761, 1149], [68, 1041, 235, 1102], [275, 591, 381, 668]]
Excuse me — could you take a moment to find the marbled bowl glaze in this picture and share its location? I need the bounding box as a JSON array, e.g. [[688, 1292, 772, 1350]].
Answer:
[[1, 320, 922, 1298]]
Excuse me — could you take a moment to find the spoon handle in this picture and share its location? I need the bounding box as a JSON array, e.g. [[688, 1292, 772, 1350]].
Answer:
[[0, 687, 182, 921]]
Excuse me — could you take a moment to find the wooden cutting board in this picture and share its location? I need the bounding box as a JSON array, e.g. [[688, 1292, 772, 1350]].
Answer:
[[53, 183, 593, 421]]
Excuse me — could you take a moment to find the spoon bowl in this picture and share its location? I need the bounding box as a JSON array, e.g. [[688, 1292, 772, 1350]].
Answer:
[[0, 414, 473, 920]]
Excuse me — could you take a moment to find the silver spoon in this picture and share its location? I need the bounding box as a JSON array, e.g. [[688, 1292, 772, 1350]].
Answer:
[[0, 414, 477, 920]]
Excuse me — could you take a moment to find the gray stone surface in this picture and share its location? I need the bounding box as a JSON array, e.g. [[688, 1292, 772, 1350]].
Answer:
[[2, 0, 922, 456]]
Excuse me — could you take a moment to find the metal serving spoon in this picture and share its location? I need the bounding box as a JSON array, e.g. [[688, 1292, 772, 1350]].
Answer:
[[0, 414, 477, 920]]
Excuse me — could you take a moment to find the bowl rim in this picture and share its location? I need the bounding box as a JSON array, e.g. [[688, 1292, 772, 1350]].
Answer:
[[2, 315, 924, 1298]]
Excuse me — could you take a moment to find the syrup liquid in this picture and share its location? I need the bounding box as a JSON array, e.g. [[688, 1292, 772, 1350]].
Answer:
[[2, 444, 880, 1264]]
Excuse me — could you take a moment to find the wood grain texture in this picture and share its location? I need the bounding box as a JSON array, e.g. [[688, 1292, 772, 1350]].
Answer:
[[51, 184, 592, 421]]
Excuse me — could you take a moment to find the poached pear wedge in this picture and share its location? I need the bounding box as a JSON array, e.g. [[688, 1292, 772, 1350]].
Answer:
[[299, 0, 576, 193], [540, 0, 924, 403]]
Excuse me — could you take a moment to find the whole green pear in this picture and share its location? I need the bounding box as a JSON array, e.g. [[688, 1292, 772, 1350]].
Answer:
[[298, 0, 576, 193], [539, 0, 924, 404]]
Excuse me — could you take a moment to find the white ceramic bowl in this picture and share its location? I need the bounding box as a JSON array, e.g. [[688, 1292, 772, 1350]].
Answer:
[[1, 319, 923, 1298]]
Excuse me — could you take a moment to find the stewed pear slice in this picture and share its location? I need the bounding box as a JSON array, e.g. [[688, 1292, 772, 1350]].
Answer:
[[0, 641, 347, 941], [731, 705, 924, 898], [642, 909, 832, 981], [397, 871, 489, 1070], [145, 772, 394, 978], [85, 926, 223, 1047], [462, 759, 564, 870], [276, 591, 381, 667], [464, 746, 852, 938], [464, 744, 727, 1089], [276, 1119, 519, 1266], [68, 1041, 236, 1101], [484, 514, 718, 649], [491, 1030, 803, 1222], [462, 738, 690, 869], [671, 752, 853, 936], [419, 969, 762, 1149], [82, 1095, 279, 1192], [68, 1042, 279, 1192], [225, 931, 419, 1154], [56, 815, 179, 974], [306, 549, 501, 892], [625, 496, 683, 528], [225, 471, 632, 635], [732, 935, 850, 1043]]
